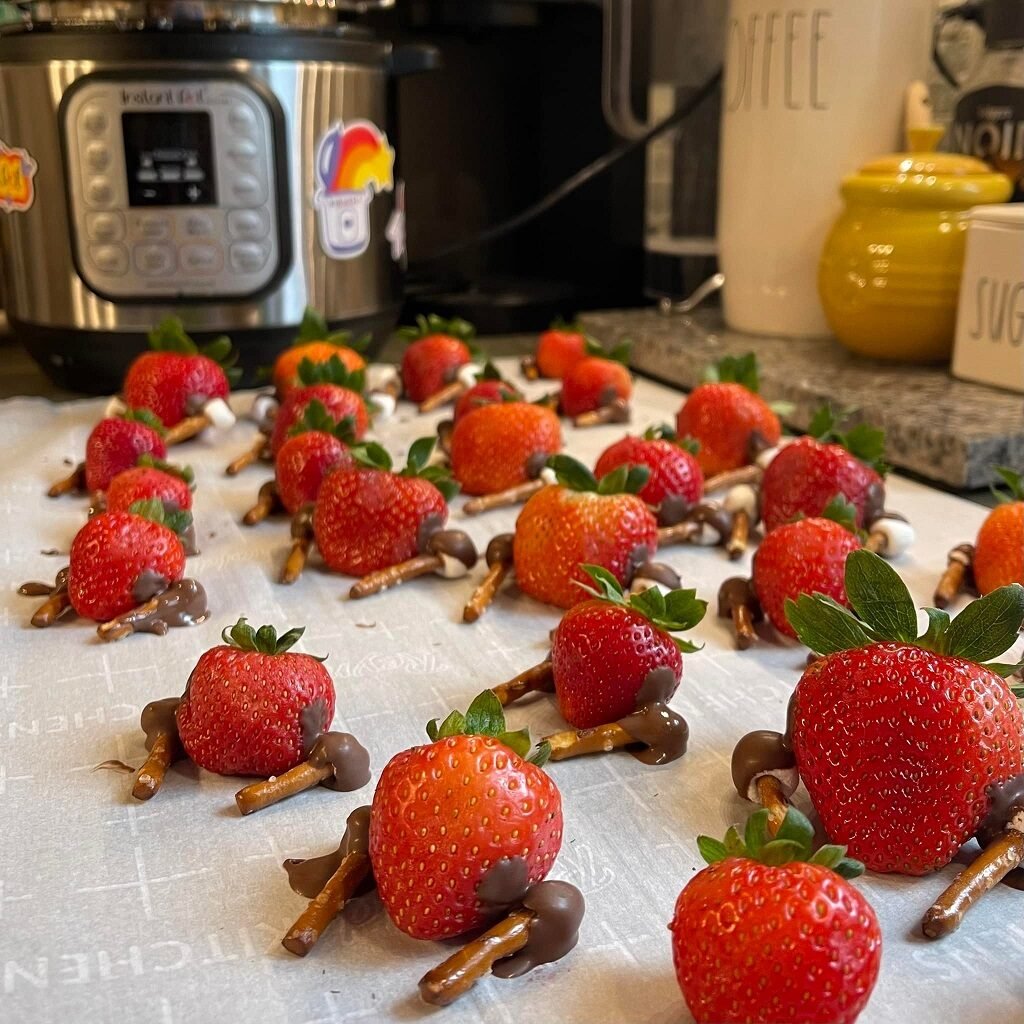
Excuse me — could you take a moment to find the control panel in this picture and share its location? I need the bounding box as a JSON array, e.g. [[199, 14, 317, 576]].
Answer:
[[62, 76, 282, 300]]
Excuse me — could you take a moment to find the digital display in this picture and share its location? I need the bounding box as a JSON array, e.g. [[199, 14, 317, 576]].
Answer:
[[122, 112, 216, 207]]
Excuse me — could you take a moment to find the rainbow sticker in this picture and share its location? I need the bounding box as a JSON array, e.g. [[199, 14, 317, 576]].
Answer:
[[0, 139, 37, 214], [313, 120, 395, 260]]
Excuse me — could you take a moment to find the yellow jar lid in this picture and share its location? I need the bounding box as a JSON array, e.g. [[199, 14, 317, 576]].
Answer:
[[841, 127, 1013, 207]]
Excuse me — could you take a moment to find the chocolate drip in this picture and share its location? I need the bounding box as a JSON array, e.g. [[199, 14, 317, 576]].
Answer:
[[102, 579, 208, 640], [747, 430, 773, 461], [284, 805, 373, 899], [178, 518, 199, 557], [657, 495, 693, 527], [309, 732, 372, 792], [978, 771, 1024, 847], [688, 503, 734, 540], [132, 569, 169, 604], [625, 544, 651, 584], [524, 451, 550, 480], [416, 513, 445, 552], [782, 689, 799, 753], [635, 665, 679, 707], [633, 562, 681, 590], [618, 702, 689, 765], [425, 529, 478, 569], [863, 480, 887, 528], [477, 856, 530, 907], [184, 393, 211, 416], [485, 534, 514, 568], [731, 731, 796, 798], [299, 699, 331, 757], [141, 697, 181, 751], [436, 419, 454, 455], [18, 566, 70, 597], [490, 881, 585, 979], [717, 577, 759, 617]]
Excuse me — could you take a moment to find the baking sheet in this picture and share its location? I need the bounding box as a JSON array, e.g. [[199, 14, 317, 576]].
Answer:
[[1, 363, 1022, 1024]]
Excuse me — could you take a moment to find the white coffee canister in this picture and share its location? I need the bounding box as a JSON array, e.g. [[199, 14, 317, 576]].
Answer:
[[952, 205, 1024, 394], [718, 0, 935, 337]]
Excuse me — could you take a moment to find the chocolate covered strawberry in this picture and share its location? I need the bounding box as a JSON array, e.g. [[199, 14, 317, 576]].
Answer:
[[760, 406, 887, 532], [123, 318, 237, 429], [974, 467, 1024, 595], [83, 410, 167, 494], [593, 425, 703, 510], [560, 345, 632, 420], [176, 617, 335, 778], [513, 456, 658, 609], [551, 564, 705, 728], [398, 314, 475, 404], [676, 353, 781, 479], [672, 807, 880, 1024], [274, 400, 355, 515], [106, 457, 193, 514], [786, 549, 1024, 875], [313, 439, 458, 577], [272, 307, 367, 399], [369, 691, 562, 941], [452, 363, 522, 423], [527, 321, 602, 379]]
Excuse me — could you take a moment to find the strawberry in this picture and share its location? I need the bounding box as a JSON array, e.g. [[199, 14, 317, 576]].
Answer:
[[551, 565, 705, 728], [513, 456, 659, 609], [593, 425, 703, 508], [675, 354, 781, 477], [84, 409, 167, 493], [369, 691, 562, 941], [67, 500, 188, 621], [672, 806, 881, 1024], [274, 400, 356, 514], [269, 356, 368, 456], [534, 321, 602, 379], [974, 467, 1024, 595], [398, 314, 475, 403], [452, 362, 522, 423], [760, 406, 886, 532], [313, 439, 458, 576], [123, 318, 237, 427], [752, 500, 862, 638], [785, 549, 1024, 874], [106, 457, 193, 514], [175, 617, 335, 778], [560, 345, 632, 417], [450, 402, 562, 496], [272, 308, 367, 398]]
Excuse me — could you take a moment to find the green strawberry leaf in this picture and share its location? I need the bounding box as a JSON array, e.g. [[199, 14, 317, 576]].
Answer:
[[676, 435, 701, 455], [820, 494, 861, 536], [805, 404, 887, 475], [704, 352, 760, 393], [296, 306, 328, 342], [428, 710, 466, 741], [844, 546, 918, 642], [772, 806, 814, 857], [497, 728, 532, 759], [406, 436, 436, 474], [296, 355, 366, 395], [547, 454, 599, 493], [943, 584, 1024, 664], [577, 564, 628, 605], [122, 407, 166, 436], [608, 340, 632, 366], [992, 466, 1024, 504], [220, 617, 322, 658], [425, 691, 548, 766], [464, 690, 505, 737], [696, 835, 728, 864], [596, 464, 650, 496], [418, 466, 461, 503], [723, 825, 745, 857], [528, 740, 552, 767], [349, 442, 394, 472], [136, 453, 195, 487], [832, 856, 867, 880], [478, 361, 503, 382], [287, 399, 357, 444], [758, 839, 807, 866], [744, 808, 770, 858], [397, 313, 477, 345], [985, 658, 1024, 679], [127, 497, 193, 539], [643, 423, 677, 442], [919, 608, 952, 654], [785, 593, 877, 655], [148, 316, 198, 355]]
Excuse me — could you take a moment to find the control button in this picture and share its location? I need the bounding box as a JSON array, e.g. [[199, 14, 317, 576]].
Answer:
[[88, 244, 129, 276], [229, 174, 265, 205], [227, 208, 269, 241], [85, 177, 115, 207], [130, 214, 172, 241], [134, 244, 176, 277], [85, 212, 125, 244], [84, 143, 111, 173], [182, 212, 215, 238], [158, 166, 182, 183], [80, 105, 109, 136], [229, 242, 268, 274], [180, 243, 223, 275], [228, 103, 257, 135], [227, 138, 259, 170]]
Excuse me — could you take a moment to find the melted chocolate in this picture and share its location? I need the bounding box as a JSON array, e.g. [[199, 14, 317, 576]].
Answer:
[[477, 856, 530, 907], [284, 805, 374, 898], [425, 529, 478, 568], [436, 419, 454, 455], [863, 480, 886, 528], [291, 504, 315, 540], [635, 665, 679, 707], [717, 577, 761, 619], [309, 732, 372, 792], [618, 702, 688, 765], [299, 699, 331, 758], [782, 689, 799, 753], [141, 697, 181, 752], [689, 503, 734, 540], [416, 513, 445, 552], [657, 495, 693, 527], [731, 731, 796, 797], [746, 430, 773, 461], [184, 393, 211, 416], [178, 518, 199, 558], [132, 569, 169, 604], [485, 534, 515, 568], [524, 451, 550, 480], [624, 545, 651, 585], [633, 561, 681, 590], [978, 771, 1024, 846], [18, 567, 70, 597], [491, 881, 585, 979], [109, 579, 208, 638]]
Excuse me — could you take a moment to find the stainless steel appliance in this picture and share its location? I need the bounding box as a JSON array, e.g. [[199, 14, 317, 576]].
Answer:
[[0, 0, 435, 390]]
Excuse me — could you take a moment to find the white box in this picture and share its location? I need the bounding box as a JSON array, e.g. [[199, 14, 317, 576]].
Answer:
[[952, 205, 1024, 394]]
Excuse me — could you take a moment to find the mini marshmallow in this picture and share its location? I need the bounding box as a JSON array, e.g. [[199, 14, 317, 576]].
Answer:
[[457, 363, 482, 389], [368, 392, 397, 419], [755, 446, 781, 470], [724, 484, 759, 519], [249, 393, 278, 426], [105, 395, 128, 418], [539, 467, 558, 485], [744, 766, 799, 804], [436, 553, 472, 580], [366, 364, 400, 392], [871, 517, 916, 558], [630, 579, 671, 598], [692, 522, 721, 547], [203, 398, 237, 430]]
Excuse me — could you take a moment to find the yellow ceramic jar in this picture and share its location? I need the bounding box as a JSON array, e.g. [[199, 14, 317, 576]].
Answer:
[[818, 129, 1012, 363]]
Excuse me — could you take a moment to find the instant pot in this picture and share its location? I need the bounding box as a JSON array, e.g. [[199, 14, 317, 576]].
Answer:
[[0, 0, 436, 391]]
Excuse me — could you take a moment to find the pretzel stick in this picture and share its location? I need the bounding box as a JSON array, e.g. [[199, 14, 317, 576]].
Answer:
[[226, 435, 269, 476], [727, 510, 751, 561], [464, 563, 510, 623], [164, 415, 210, 445], [48, 463, 86, 498], [132, 733, 178, 801], [757, 775, 789, 837], [30, 589, 73, 628], [491, 661, 554, 707], [350, 554, 442, 599], [236, 762, 334, 816], [244, 481, 283, 526], [281, 509, 314, 585], [935, 544, 974, 609], [419, 909, 534, 1007], [657, 521, 699, 546], [281, 852, 371, 957], [544, 722, 635, 760], [420, 380, 465, 413], [704, 465, 761, 494], [463, 480, 544, 516], [573, 398, 630, 428]]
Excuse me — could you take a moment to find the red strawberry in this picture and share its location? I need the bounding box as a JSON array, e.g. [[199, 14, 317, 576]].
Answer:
[[67, 501, 187, 621], [123, 318, 235, 427], [175, 617, 335, 777], [672, 807, 881, 1024], [974, 467, 1024, 595], [274, 400, 356, 514], [560, 351, 632, 417], [269, 356, 368, 456], [551, 565, 705, 728], [760, 407, 886, 532], [84, 410, 167, 493], [752, 506, 862, 638], [450, 402, 562, 496], [513, 456, 659, 609], [534, 322, 601, 379], [453, 363, 521, 423], [593, 425, 703, 508], [369, 691, 562, 940], [399, 314, 475, 403], [786, 550, 1024, 874], [272, 308, 368, 399], [675, 354, 781, 477], [106, 457, 193, 514], [313, 440, 458, 576]]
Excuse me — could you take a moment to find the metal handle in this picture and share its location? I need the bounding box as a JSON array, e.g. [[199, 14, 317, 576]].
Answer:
[[601, 0, 651, 140], [933, 1, 984, 90]]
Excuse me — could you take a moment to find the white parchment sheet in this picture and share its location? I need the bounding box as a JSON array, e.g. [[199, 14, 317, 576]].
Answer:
[[1, 363, 1022, 1023]]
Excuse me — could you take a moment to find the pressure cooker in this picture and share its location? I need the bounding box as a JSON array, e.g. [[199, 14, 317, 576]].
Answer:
[[0, 0, 436, 391]]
